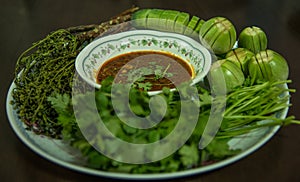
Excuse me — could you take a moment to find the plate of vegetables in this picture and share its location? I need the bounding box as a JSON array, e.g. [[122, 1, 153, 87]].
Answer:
[[6, 7, 300, 180]]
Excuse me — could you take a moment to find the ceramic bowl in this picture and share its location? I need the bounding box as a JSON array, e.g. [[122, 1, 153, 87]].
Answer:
[[75, 30, 212, 93]]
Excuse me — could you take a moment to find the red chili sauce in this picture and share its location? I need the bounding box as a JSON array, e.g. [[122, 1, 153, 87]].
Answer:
[[96, 51, 194, 91]]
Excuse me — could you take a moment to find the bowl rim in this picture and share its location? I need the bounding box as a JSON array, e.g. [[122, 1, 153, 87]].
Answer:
[[75, 29, 212, 93]]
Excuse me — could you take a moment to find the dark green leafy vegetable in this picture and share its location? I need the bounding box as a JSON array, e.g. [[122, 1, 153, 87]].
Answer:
[[47, 79, 240, 173], [201, 138, 240, 161], [47, 77, 298, 173]]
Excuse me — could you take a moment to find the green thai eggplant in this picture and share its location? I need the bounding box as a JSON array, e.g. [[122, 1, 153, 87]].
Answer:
[[238, 26, 268, 54], [199, 17, 237, 55], [225, 48, 254, 75], [248, 50, 289, 83], [208, 59, 245, 94]]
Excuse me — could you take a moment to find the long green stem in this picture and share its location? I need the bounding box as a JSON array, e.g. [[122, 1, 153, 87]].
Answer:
[[217, 116, 296, 138]]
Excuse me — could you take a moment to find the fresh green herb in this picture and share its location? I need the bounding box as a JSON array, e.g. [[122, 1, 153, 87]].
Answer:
[[47, 78, 298, 173], [178, 144, 199, 167], [124, 61, 175, 91], [47, 94, 77, 140], [48, 81, 211, 173], [136, 82, 153, 91], [154, 63, 172, 80], [201, 138, 239, 162], [217, 80, 298, 138]]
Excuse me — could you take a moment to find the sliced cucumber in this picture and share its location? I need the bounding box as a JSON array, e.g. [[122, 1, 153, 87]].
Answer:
[[160, 10, 180, 32], [132, 8, 205, 39], [131, 9, 151, 29], [195, 19, 205, 33], [157, 10, 168, 31], [184, 16, 200, 37], [174, 12, 190, 34], [147, 9, 164, 29]]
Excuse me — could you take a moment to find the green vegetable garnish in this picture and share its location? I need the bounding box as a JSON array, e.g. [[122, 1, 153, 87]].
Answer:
[[46, 78, 297, 173]]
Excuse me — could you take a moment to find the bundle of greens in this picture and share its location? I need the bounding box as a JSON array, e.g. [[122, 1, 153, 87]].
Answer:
[[47, 77, 297, 173], [11, 7, 139, 138]]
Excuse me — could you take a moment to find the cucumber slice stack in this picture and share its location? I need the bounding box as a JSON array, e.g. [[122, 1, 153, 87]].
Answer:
[[194, 19, 205, 33], [131, 9, 151, 29], [132, 8, 204, 39], [147, 9, 164, 30], [184, 16, 201, 39], [131, 8, 238, 55], [165, 10, 180, 32]]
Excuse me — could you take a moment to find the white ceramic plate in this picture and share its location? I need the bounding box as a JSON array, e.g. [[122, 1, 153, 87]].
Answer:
[[6, 81, 288, 180]]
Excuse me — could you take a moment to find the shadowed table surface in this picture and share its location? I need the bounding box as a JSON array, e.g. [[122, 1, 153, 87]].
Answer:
[[1, 0, 300, 181]]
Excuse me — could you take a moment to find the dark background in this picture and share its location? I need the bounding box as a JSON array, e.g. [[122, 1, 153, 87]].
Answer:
[[1, 0, 300, 181]]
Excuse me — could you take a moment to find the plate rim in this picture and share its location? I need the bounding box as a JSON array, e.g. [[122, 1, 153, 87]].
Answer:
[[6, 81, 285, 180]]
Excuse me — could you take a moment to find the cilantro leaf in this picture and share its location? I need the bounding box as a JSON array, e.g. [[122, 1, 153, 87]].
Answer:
[[136, 82, 152, 91], [202, 138, 241, 161], [178, 144, 200, 168], [47, 93, 77, 140], [47, 93, 71, 115]]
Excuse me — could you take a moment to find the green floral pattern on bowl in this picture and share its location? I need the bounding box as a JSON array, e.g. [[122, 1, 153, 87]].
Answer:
[[76, 30, 211, 89]]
